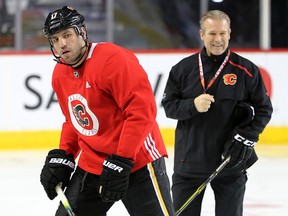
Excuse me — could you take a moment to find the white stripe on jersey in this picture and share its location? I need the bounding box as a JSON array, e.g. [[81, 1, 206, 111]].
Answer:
[[87, 43, 97, 59], [144, 133, 161, 160]]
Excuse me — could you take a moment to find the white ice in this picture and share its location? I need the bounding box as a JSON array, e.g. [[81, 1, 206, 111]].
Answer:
[[0, 147, 287, 216]]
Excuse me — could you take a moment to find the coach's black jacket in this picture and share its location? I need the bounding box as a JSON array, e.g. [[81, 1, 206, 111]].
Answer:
[[162, 48, 273, 177]]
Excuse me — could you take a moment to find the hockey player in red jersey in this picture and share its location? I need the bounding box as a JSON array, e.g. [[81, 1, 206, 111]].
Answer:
[[40, 6, 174, 216]]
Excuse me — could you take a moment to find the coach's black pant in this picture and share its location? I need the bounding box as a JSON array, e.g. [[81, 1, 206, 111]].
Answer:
[[172, 171, 247, 216], [56, 157, 175, 216]]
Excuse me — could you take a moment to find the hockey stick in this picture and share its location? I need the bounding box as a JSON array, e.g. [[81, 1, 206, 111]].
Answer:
[[175, 156, 231, 216], [55, 183, 76, 216]]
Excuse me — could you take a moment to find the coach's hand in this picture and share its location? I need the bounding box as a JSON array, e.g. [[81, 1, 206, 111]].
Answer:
[[222, 130, 258, 168], [40, 149, 75, 200], [98, 154, 134, 202], [194, 94, 215, 113]]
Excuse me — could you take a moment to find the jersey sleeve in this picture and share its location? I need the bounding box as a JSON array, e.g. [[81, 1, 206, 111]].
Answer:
[[59, 120, 80, 158], [99, 47, 157, 161], [51, 70, 80, 158], [162, 63, 198, 120], [238, 63, 273, 139]]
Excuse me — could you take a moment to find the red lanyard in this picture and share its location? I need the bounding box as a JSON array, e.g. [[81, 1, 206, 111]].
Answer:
[[198, 50, 230, 92]]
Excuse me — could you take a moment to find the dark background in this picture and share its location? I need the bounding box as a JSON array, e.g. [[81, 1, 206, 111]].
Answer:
[[0, 0, 287, 50]]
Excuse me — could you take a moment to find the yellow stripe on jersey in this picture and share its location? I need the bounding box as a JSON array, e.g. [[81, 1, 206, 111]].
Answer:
[[147, 162, 170, 216]]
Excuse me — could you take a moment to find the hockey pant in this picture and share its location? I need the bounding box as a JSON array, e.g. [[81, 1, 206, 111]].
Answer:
[[172, 171, 247, 216], [56, 157, 175, 216]]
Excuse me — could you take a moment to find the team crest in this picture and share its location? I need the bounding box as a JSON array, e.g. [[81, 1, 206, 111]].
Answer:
[[223, 73, 237, 85], [68, 93, 99, 136]]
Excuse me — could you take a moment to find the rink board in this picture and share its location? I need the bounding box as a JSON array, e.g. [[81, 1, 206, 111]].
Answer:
[[0, 126, 287, 151]]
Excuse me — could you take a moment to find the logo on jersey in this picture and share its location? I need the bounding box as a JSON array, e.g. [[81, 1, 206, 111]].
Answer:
[[74, 71, 79, 78], [68, 94, 99, 136], [223, 73, 237, 85], [86, 81, 91, 88]]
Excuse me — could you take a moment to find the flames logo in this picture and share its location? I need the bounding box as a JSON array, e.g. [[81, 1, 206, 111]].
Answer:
[[223, 73, 237, 85]]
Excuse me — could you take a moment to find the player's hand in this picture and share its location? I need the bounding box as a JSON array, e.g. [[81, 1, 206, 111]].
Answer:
[[222, 130, 258, 168], [194, 94, 215, 112], [98, 154, 134, 202], [40, 149, 75, 200]]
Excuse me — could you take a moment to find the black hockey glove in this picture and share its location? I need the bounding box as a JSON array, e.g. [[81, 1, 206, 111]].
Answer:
[[235, 102, 255, 128], [222, 130, 258, 168], [98, 154, 134, 202], [40, 149, 75, 200]]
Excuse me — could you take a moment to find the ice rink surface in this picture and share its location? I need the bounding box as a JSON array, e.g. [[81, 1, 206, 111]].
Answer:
[[0, 145, 288, 216]]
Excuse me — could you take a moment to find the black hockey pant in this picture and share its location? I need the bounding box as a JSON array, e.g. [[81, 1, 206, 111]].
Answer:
[[56, 157, 175, 216], [172, 171, 247, 216]]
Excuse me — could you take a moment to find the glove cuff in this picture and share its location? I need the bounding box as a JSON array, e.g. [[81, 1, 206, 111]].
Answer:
[[233, 132, 257, 147], [103, 154, 134, 176], [46, 149, 75, 172]]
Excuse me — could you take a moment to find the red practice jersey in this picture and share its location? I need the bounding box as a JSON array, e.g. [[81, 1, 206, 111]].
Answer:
[[52, 42, 168, 175]]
